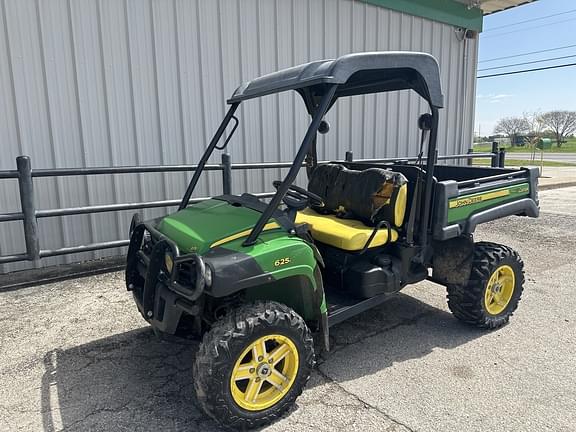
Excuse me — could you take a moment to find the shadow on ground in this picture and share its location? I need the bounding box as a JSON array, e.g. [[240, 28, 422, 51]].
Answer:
[[41, 293, 483, 431], [316, 293, 486, 385], [40, 327, 216, 432]]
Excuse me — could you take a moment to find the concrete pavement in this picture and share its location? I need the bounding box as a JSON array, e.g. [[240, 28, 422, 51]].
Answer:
[[1, 187, 576, 431], [537, 167, 576, 190]]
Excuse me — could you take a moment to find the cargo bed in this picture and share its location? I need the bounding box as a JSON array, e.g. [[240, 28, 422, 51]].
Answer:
[[431, 165, 539, 240], [345, 162, 540, 241]]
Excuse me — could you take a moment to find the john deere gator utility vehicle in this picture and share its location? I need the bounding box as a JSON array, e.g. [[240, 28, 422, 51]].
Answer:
[[126, 52, 539, 429]]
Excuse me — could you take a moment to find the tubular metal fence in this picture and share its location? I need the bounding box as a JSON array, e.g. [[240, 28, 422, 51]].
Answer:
[[0, 145, 503, 267]]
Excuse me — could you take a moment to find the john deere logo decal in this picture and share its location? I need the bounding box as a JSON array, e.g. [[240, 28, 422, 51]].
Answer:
[[451, 195, 484, 208], [449, 184, 529, 209]]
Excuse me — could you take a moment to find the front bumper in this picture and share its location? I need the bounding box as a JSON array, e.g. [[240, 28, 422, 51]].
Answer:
[[125, 215, 206, 333]]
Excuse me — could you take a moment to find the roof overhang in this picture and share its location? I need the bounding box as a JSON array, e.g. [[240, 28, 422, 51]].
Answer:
[[362, 0, 537, 32], [363, 0, 484, 31], [455, 0, 537, 15]]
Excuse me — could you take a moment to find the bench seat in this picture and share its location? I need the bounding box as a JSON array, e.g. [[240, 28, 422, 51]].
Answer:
[[296, 208, 398, 251]]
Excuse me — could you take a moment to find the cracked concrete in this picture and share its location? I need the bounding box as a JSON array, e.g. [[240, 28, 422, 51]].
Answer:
[[1, 187, 576, 431]]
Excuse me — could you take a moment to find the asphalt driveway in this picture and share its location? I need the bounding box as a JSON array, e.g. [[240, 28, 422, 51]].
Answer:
[[1, 187, 575, 432]]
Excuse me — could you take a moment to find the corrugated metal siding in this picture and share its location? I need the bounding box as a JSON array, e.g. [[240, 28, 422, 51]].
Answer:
[[0, 0, 478, 273]]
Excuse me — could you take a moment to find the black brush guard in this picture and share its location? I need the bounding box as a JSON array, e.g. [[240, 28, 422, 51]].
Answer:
[[125, 214, 206, 321]]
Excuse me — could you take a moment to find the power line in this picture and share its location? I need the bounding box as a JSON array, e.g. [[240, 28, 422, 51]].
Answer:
[[477, 62, 576, 79], [478, 54, 576, 71], [482, 16, 576, 38], [479, 43, 576, 63], [484, 8, 576, 32]]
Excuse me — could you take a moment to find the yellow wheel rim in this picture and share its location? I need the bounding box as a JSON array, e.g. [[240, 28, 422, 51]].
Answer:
[[484, 265, 515, 315], [229, 334, 299, 411]]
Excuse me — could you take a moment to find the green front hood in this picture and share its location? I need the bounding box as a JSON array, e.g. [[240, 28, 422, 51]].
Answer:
[[156, 199, 276, 254]]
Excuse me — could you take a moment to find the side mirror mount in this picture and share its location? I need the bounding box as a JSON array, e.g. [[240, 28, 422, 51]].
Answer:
[[318, 120, 330, 134], [418, 113, 432, 131]]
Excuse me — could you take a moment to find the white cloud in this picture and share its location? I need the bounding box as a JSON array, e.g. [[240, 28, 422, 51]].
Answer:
[[477, 93, 514, 104]]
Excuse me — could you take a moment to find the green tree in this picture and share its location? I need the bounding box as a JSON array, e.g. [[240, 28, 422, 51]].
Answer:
[[523, 111, 544, 160], [541, 111, 576, 148], [494, 117, 529, 147]]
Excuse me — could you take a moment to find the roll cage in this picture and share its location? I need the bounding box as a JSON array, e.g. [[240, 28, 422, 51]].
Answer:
[[179, 51, 444, 252]]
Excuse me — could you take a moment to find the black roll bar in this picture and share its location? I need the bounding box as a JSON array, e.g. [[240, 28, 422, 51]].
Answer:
[[242, 85, 339, 246], [418, 106, 439, 253], [179, 102, 240, 210]]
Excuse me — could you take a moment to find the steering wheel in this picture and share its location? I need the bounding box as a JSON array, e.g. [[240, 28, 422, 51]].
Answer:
[[272, 181, 324, 211]]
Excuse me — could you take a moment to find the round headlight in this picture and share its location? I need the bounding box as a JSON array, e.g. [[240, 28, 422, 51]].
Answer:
[[205, 265, 213, 287], [164, 253, 174, 274]]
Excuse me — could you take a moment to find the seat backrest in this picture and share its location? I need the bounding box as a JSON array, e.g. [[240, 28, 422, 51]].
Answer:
[[308, 164, 408, 228]]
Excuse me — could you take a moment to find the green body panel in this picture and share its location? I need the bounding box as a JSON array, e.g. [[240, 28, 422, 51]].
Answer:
[[155, 199, 324, 320], [220, 231, 323, 319], [156, 199, 264, 254], [220, 231, 318, 287], [447, 183, 530, 223]]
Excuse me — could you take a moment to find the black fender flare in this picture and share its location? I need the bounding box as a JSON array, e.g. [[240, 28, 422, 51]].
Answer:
[[464, 198, 539, 234]]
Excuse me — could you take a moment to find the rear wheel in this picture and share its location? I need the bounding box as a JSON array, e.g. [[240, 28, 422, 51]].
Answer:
[[193, 301, 314, 430], [447, 242, 524, 329]]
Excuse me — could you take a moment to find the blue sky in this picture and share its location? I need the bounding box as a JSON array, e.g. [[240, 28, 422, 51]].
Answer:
[[476, 0, 575, 135]]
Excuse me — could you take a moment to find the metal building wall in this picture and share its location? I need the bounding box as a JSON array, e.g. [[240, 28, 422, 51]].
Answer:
[[0, 0, 478, 272]]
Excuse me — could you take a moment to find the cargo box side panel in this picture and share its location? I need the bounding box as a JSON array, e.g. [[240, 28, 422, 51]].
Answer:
[[447, 183, 530, 224]]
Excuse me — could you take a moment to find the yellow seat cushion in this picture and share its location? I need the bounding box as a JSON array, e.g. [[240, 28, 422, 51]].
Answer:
[[394, 183, 408, 227], [295, 208, 398, 251]]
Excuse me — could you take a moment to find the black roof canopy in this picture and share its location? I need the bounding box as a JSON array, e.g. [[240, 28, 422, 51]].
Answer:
[[228, 51, 444, 108]]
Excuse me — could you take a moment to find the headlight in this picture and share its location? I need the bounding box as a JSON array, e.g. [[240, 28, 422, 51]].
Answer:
[[164, 253, 174, 274], [205, 265, 213, 287]]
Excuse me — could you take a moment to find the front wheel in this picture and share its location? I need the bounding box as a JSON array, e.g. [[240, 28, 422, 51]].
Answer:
[[447, 242, 525, 329], [193, 301, 314, 430]]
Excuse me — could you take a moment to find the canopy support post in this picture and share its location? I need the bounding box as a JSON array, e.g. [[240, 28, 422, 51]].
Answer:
[[243, 85, 338, 246]]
